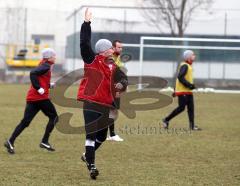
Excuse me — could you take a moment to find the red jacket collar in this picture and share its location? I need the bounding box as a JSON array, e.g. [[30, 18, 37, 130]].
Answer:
[[96, 55, 115, 64], [96, 55, 106, 60], [185, 60, 193, 65], [113, 52, 120, 57]]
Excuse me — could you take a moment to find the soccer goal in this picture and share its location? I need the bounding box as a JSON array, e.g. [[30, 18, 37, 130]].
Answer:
[[123, 36, 240, 90]]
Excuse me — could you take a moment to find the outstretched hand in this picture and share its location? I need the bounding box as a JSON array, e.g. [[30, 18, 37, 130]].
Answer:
[[84, 8, 92, 22]]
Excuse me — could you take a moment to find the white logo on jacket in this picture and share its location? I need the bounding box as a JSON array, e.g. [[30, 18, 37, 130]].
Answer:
[[108, 64, 113, 70]]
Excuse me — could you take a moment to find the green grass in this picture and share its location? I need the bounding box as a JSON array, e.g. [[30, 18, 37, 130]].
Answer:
[[0, 84, 240, 186]]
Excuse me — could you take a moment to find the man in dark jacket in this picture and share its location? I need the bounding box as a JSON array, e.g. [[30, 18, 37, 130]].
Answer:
[[4, 48, 58, 154], [162, 50, 201, 131], [79, 8, 127, 179], [106, 40, 127, 142]]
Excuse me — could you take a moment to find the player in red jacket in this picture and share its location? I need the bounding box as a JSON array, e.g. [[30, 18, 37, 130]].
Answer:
[[79, 8, 127, 179], [4, 48, 58, 154]]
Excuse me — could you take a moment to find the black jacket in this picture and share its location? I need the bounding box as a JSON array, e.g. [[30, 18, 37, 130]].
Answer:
[[30, 62, 51, 90]]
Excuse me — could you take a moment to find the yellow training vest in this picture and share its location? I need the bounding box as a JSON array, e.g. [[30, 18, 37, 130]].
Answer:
[[113, 54, 124, 67], [175, 62, 193, 93]]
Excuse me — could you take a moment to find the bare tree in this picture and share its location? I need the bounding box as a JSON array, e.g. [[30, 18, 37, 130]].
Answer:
[[141, 0, 213, 37]]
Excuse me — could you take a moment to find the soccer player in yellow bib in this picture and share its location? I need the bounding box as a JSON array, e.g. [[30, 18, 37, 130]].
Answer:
[[106, 40, 125, 141], [162, 50, 201, 131]]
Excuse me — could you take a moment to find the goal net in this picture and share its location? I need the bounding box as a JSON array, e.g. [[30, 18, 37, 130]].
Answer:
[[123, 36, 240, 90]]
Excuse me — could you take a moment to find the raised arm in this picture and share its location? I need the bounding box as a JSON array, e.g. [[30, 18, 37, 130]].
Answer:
[[80, 8, 95, 64]]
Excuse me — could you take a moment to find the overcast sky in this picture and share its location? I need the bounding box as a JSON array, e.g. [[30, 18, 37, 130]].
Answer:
[[1, 0, 239, 12], [0, 0, 240, 35]]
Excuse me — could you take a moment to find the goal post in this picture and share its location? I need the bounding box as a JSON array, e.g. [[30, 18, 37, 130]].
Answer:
[[136, 36, 240, 89]]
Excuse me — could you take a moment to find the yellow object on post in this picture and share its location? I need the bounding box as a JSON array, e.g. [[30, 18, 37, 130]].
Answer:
[[6, 59, 39, 67], [6, 44, 42, 68]]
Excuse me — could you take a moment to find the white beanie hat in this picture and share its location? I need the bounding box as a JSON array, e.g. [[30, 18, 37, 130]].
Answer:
[[95, 39, 112, 53], [42, 48, 56, 59], [183, 50, 194, 61]]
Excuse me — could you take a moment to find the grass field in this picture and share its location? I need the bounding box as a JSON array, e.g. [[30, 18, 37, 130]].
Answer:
[[0, 84, 240, 186]]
